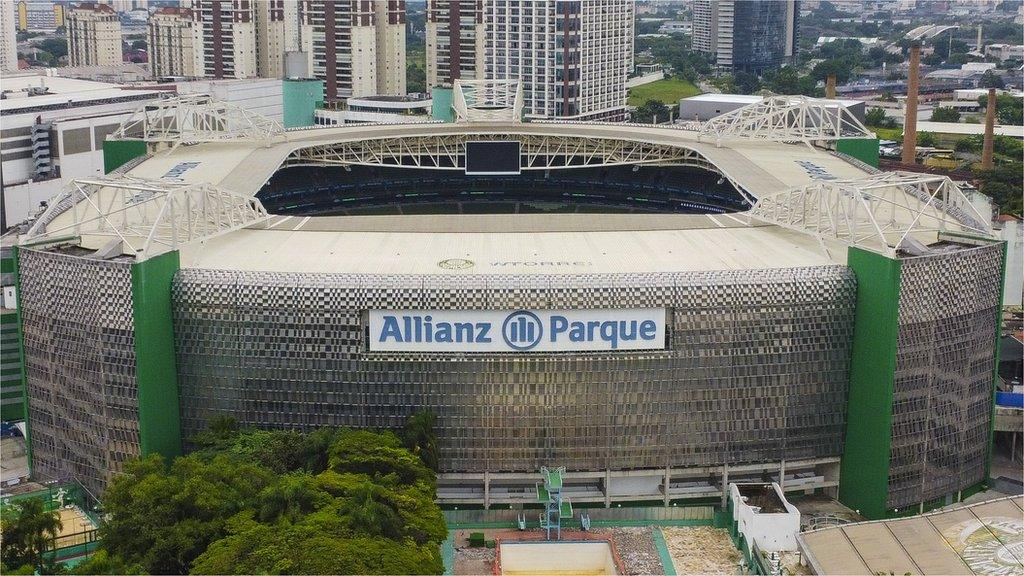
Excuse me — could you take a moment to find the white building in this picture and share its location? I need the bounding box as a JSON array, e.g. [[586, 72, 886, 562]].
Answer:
[[1, 0, 17, 73], [67, 2, 122, 67], [175, 77, 285, 124], [985, 44, 1024, 62], [484, 0, 633, 121], [658, 20, 692, 35], [0, 73, 163, 228], [729, 483, 801, 553], [148, 6, 195, 78], [314, 95, 433, 126], [425, 0, 486, 89], [815, 36, 882, 50], [996, 216, 1023, 307], [190, 0, 258, 79], [678, 93, 866, 123], [298, 1, 406, 101], [107, 0, 148, 12]]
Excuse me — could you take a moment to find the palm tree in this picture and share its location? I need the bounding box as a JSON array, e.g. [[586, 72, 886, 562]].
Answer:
[[2, 498, 63, 570]]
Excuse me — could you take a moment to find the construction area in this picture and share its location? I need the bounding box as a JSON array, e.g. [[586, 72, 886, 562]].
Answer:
[[449, 525, 747, 575]]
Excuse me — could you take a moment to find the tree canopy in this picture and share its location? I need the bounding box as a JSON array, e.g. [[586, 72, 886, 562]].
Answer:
[[1, 498, 63, 573], [87, 416, 446, 575]]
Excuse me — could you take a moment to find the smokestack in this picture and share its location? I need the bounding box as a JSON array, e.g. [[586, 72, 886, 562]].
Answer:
[[982, 88, 996, 169], [826, 74, 837, 99], [977, 24, 983, 52], [902, 44, 921, 165]]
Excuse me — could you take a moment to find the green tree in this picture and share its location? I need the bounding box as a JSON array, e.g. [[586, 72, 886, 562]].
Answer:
[[978, 93, 1024, 125], [100, 420, 446, 575], [954, 136, 980, 152], [632, 99, 671, 123], [99, 454, 275, 574], [980, 70, 1005, 89], [402, 410, 439, 471], [0, 498, 63, 571], [66, 550, 146, 575], [917, 132, 938, 147], [866, 107, 888, 126], [733, 71, 761, 94], [37, 38, 67, 60], [930, 106, 961, 123], [329, 430, 434, 486], [811, 59, 853, 84], [256, 472, 331, 523], [408, 62, 426, 93]]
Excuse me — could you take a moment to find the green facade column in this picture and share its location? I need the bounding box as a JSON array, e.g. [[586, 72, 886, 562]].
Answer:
[[131, 250, 183, 459], [838, 247, 902, 519], [836, 138, 880, 168], [103, 139, 148, 174]]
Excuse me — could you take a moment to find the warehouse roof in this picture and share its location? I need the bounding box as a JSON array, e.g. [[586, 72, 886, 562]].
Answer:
[[798, 495, 1024, 575]]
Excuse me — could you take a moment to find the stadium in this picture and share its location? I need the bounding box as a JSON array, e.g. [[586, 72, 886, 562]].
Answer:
[[10, 90, 1005, 520]]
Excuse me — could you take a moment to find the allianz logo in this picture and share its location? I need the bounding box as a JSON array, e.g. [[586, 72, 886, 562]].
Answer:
[[376, 311, 659, 350]]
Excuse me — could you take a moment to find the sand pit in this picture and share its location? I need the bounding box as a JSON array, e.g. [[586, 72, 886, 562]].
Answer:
[[499, 541, 618, 575], [54, 506, 96, 548], [661, 526, 742, 575]]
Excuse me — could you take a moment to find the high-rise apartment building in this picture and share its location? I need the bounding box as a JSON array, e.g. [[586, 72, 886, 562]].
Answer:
[[188, 0, 300, 81], [483, 0, 633, 121], [299, 0, 406, 101], [425, 0, 485, 89], [254, 0, 287, 78], [1, 1, 18, 72], [148, 6, 195, 78], [67, 2, 122, 67], [374, 0, 406, 95], [190, 0, 257, 79], [693, 0, 799, 74], [107, 0, 147, 12]]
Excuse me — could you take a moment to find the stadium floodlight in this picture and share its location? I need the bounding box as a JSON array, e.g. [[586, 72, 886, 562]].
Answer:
[[749, 171, 992, 257], [452, 79, 524, 123], [698, 96, 875, 146], [111, 95, 285, 144], [23, 175, 270, 260]]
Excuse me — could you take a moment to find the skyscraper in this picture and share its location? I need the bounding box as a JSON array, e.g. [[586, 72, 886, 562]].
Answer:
[[299, 0, 406, 100], [483, 0, 633, 121], [190, 0, 257, 79], [1, 1, 17, 72], [148, 6, 194, 78], [254, 0, 288, 79], [425, 0, 485, 89], [67, 2, 122, 67], [693, 0, 799, 74]]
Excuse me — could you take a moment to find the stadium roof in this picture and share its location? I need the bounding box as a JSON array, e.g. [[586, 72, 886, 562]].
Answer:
[[23, 102, 996, 265], [798, 495, 1024, 575], [179, 214, 839, 275]]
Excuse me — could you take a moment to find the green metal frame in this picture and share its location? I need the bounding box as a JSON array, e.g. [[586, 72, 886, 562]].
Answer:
[[131, 250, 183, 459], [838, 246, 902, 519]]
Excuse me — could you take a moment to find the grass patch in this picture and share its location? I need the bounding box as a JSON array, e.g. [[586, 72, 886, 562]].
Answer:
[[628, 77, 701, 107], [869, 126, 902, 141]]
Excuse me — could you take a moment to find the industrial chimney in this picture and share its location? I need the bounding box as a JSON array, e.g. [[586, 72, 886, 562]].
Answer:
[[826, 74, 837, 99], [977, 25, 983, 53], [902, 45, 921, 165], [982, 88, 996, 169]]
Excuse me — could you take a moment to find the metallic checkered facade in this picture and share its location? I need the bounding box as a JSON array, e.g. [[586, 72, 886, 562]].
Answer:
[[18, 248, 140, 496], [172, 266, 857, 473], [887, 244, 1003, 509]]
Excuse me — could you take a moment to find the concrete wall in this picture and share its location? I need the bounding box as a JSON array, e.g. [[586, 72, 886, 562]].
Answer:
[[730, 483, 801, 553], [1001, 219, 1023, 306]]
